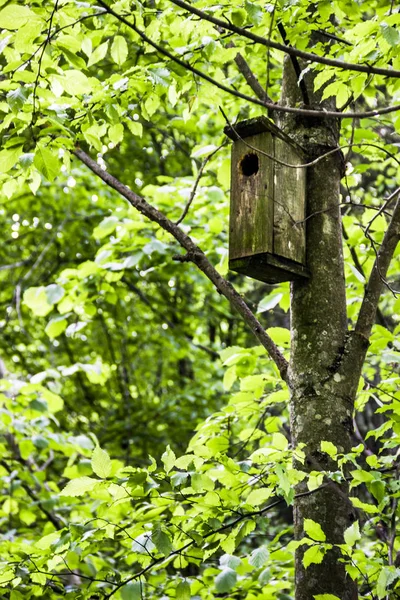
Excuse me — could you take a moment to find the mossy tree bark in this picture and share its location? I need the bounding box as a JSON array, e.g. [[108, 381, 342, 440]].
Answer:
[[278, 58, 359, 600]]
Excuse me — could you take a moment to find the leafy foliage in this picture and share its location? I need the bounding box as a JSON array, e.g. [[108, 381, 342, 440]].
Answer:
[[0, 0, 399, 598]]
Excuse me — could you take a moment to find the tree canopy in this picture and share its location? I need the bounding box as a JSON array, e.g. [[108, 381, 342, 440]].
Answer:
[[0, 0, 399, 598]]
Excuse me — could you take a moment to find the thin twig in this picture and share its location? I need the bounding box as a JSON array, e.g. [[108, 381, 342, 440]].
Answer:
[[31, 0, 59, 130], [364, 187, 400, 238], [355, 195, 400, 340], [175, 143, 225, 225]]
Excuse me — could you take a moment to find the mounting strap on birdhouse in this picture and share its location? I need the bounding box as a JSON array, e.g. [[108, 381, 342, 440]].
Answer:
[[225, 116, 310, 284]]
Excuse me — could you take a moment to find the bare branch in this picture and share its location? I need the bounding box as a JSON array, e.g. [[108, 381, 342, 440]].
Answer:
[[226, 43, 273, 104], [175, 143, 225, 225], [74, 148, 289, 381]]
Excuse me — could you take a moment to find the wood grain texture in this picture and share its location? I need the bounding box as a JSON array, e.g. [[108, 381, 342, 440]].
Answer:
[[273, 137, 306, 263], [229, 131, 274, 260]]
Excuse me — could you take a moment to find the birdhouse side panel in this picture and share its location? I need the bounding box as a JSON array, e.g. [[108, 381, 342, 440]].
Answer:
[[273, 137, 306, 264], [229, 132, 274, 261]]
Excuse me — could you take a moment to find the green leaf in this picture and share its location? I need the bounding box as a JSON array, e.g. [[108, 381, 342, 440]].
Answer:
[[257, 293, 283, 313], [88, 41, 109, 67], [245, 0, 263, 24], [45, 284, 64, 305], [111, 35, 128, 65], [93, 216, 119, 240], [230, 9, 246, 26], [161, 445, 176, 473], [320, 441, 337, 458], [148, 68, 170, 87], [266, 327, 290, 348], [304, 519, 326, 542], [170, 471, 188, 487], [349, 497, 378, 514], [303, 545, 325, 568], [272, 432, 288, 450], [381, 22, 400, 47], [7, 88, 27, 114], [92, 445, 112, 478], [246, 487, 273, 507], [42, 390, 64, 413], [109, 123, 124, 144], [127, 120, 143, 137], [249, 546, 269, 568], [33, 146, 61, 182], [23, 287, 52, 317], [36, 531, 60, 550], [220, 554, 241, 569], [143, 94, 160, 117], [62, 70, 91, 95], [314, 595, 341, 600], [376, 567, 397, 599], [176, 580, 190, 600], [0, 4, 36, 28], [45, 315, 68, 339], [60, 476, 99, 497], [215, 568, 237, 594], [121, 582, 141, 600], [192, 144, 217, 158], [191, 473, 214, 491], [153, 525, 172, 556], [0, 145, 23, 174], [343, 521, 361, 547]]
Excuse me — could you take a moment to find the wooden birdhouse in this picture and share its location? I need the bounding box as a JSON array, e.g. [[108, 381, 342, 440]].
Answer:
[[225, 116, 310, 284]]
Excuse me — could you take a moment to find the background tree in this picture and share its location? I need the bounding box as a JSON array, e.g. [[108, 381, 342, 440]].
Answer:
[[0, 0, 399, 599]]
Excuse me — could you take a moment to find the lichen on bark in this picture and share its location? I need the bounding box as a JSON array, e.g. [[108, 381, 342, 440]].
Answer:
[[279, 56, 358, 600]]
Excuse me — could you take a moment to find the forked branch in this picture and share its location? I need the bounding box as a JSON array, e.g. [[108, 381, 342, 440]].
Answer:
[[74, 148, 289, 381], [355, 194, 400, 341]]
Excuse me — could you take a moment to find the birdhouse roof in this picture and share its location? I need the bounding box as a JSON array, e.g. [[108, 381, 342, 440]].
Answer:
[[224, 116, 304, 156]]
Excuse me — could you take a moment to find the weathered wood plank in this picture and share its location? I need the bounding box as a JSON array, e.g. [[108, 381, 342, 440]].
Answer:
[[229, 132, 274, 260], [273, 137, 306, 264]]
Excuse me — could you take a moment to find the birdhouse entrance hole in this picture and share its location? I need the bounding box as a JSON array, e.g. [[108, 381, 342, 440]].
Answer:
[[240, 153, 259, 177]]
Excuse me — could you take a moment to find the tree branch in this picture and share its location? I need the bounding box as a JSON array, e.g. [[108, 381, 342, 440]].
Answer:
[[95, 0, 400, 121], [225, 42, 273, 104], [277, 22, 310, 106], [74, 148, 289, 381], [342, 223, 391, 329], [175, 143, 225, 225], [339, 195, 400, 395], [355, 193, 400, 340], [169, 0, 400, 80]]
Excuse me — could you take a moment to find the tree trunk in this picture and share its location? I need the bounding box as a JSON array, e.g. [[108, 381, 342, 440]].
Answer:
[[279, 57, 359, 599]]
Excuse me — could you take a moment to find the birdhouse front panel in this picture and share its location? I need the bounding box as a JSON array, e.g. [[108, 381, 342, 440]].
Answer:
[[225, 116, 309, 284], [229, 132, 274, 260]]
